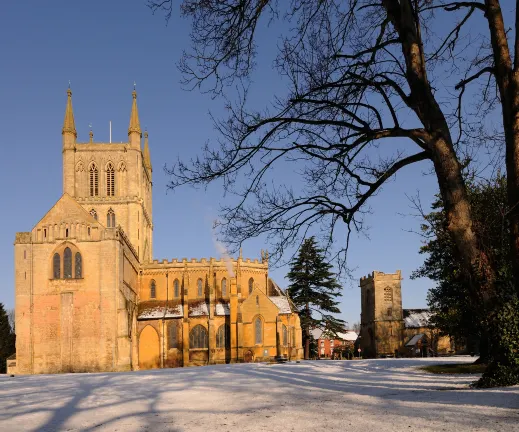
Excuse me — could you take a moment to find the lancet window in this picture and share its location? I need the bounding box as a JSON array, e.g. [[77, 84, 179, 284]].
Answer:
[[106, 163, 115, 196], [89, 164, 99, 196], [107, 209, 115, 228]]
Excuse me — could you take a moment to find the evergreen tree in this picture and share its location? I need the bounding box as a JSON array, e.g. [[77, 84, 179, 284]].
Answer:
[[412, 175, 515, 365], [287, 237, 345, 359], [0, 303, 15, 374]]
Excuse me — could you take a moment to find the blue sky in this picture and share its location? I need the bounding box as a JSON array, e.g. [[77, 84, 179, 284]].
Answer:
[[0, 0, 464, 326]]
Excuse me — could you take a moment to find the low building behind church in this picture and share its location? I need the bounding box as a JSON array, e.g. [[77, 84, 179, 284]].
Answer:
[[10, 88, 303, 375]]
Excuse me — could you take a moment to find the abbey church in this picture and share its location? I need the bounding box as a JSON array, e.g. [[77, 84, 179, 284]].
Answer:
[[11, 88, 303, 375]]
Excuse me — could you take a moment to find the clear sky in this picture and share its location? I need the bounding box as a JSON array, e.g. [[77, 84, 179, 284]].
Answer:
[[0, 0, 456, 327]]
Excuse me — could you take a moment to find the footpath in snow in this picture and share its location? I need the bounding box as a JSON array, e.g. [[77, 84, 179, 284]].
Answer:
[[0, 356, 517, 432]]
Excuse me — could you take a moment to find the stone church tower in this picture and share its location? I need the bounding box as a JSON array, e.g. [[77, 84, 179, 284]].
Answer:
[[359, 270, 404, 357], [62, 86, 153, 263]]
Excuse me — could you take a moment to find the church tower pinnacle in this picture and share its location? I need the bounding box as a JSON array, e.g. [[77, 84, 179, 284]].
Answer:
[[62, 85, 76, 195], [62, 86, 77, 140], [128, 85, 141, 148]]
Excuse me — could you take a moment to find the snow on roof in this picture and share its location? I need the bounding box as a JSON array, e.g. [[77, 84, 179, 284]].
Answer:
[[269, 296, 292, 314], [336, 331, 358, 341], [405, 334, 425, 347], [189, 302, 209, 316], [311, 329, 358, 341], [311, 328, 323, 340], [404, 310, 432, 328], [215, 302, 230, 316], [138, 304, 183, 320]]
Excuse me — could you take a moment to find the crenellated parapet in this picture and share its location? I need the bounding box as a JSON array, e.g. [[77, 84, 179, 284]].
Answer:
[[141, 255, 268, 270]]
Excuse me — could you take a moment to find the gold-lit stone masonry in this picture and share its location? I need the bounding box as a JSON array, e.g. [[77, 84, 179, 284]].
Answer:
[[11, 87, 302, 374]]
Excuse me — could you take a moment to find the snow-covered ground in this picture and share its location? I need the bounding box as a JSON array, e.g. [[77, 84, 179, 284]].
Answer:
[[1, 356, 518, 431]]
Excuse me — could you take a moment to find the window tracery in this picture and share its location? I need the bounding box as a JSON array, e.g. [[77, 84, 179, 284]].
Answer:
[[106, 162, 115, 196], [189, 325, 208, 349], [107, 208, 115, 228], [150, 280, 156, 299], [89, 163, 99, 196]]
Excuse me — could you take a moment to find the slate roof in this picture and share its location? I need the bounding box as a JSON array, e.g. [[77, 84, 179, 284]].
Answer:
[[310, 328, 358, 341], [137, 301, 183, 320], [403, 309, 432, 328], [336, 331, 358, 341], [405, 334, 425, 347], [189, 302, 209, 316], [269, 296, 292, 314], [215, 302, 230, 316]]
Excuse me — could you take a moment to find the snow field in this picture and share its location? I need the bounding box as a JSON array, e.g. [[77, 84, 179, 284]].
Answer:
[[0, 356, 517, 431]]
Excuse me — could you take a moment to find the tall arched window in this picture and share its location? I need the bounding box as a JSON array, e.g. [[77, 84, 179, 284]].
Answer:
[[174, 279, 180, 298], [106, 162, 115, 196], [216, 324, 230, 348], [75, 252, 82, 278], [282, 324, 288, 346], [150, 280, 156, 299], [254, 316, 263, 344], [107, 209, 115, 228], [221, 278, 227, 297], [89, 163, 99, 196], [248, 277, 254, 294], [189, 325, 208, 349], [63, 247, 72, 278], [168, 321, 178, 349], [90, 209, 98, 220], [53, 253, 60, 279], [197, 278, 203, 297]]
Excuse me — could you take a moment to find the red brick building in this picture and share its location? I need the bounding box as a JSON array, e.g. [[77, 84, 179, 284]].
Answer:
[[311, 329, 358, 359]]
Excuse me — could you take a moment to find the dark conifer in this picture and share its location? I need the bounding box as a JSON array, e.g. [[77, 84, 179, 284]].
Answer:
[[0, 303, 15, 374], [287, 237, 345, 359]]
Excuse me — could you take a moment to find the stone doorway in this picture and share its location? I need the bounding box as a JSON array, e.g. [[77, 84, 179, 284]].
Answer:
[[138, 325, 160, 369], [244, 350, 254, 363]]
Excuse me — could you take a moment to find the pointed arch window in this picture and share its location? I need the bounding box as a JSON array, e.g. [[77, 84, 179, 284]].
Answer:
[[282, 324, 288, 346], [90, 209, 97, 220], [254, 316, 263, 345], [174, 279, 180, 298], [197, 278, 203, 297], [150, 280, 156, 299], [221, 278, 227, 297], [248, 277, 254, 294], [53, 253, 60, 279], [64, 247, 72, 278], [107, 209, 115, 228], [75, 252, 82, 278], [106, 163, 115, 196], [189, 325, 208, 349], [89, 164, 99, 196], [168, 321, 178, 349], [216, 324, 230, 349]]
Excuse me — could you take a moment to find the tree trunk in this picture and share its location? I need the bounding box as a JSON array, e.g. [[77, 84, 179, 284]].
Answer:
[[430, 136, 496, 305], [505, 74, 519, 296], [304, 302, 310, 360]]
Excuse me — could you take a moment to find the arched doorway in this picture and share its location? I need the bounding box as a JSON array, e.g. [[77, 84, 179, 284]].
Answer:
[[139, 325, 160, 370], [244, 350, 254, 363]]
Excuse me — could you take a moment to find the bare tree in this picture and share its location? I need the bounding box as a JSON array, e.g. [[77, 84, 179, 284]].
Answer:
[[148, 0, 519, 386], [7, 309, 14, 333]]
